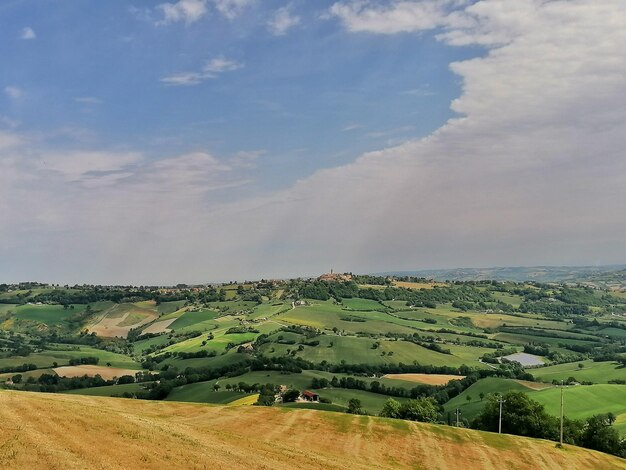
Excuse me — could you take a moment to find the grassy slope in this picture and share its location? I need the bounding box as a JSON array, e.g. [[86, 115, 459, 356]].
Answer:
[[0, 390, 624, 469], [443, 377, 536, 419], [532, 360, 626, 384]]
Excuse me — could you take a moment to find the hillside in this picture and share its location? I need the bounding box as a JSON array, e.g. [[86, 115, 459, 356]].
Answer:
[[378, 265, 626, 283], [1, 391, 625, 469]]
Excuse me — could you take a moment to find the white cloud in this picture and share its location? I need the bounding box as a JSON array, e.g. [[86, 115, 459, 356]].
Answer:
[[203, 56, 243, 74], [156, 0, 253, 23], [21, 27, 36, 40], [268, 5, 301, 36], [212, 0, 255, 19], [157, 0, 208, 24], [329, 0, 468, 34], [4, 86, 23, 99], [2, 1, 626, 284], [162, 56, 243, 86]]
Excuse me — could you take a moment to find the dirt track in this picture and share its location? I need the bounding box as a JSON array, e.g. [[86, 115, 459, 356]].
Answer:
[[1, 390, 625, 469]]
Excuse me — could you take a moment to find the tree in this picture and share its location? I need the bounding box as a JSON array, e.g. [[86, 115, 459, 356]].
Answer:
[[347, 398, 363, 414], [282, 389, 300, 403], [578, 363, 584, 369], [479, 392, 485, 401], [11, 374, 22, 384], [379, 398, 401, 419], [398, 398, 438, 423], [473, 392, 557, 439], [581, 414, 626, 457], [466, 395, 472, 403], [213, 383, 221, 392]]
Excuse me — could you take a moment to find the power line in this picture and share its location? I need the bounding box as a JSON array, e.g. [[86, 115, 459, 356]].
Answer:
[[455, 408, 461, 427]]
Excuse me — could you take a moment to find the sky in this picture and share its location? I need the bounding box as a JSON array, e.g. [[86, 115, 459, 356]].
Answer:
[[0, 0, 625, 285]]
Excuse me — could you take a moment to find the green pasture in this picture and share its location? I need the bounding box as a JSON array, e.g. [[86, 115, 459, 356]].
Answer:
[[443, 377, 543, 420], [64, 382, 151, 397], [341, 298, 387, 311], [13, 304, 87, 326], [166, 385, 252, 404], [532, 360, 626, 384], [169, 310, 219, 330]]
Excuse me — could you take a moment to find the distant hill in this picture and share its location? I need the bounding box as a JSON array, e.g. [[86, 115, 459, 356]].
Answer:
[[1, 390, 624, 469], [376, 265, 626, 283]]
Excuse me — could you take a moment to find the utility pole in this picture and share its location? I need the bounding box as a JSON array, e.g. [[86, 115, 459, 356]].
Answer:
[[455, 408, 461, 427], [560, 380, 564, 446], [497, 396, 506, 434]]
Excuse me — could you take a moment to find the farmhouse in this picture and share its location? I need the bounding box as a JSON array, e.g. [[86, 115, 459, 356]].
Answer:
[[301, 390, 319, 402]]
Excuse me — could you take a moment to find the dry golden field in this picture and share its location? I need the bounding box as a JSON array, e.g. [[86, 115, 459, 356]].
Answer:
[[382, 373, 466, 385], [1, 390, 625, 469]]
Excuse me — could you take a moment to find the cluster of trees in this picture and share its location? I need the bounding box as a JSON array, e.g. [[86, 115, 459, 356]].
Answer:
[[379, 397, 439, 422], [68, 356, 99, 366], [473, 392, 626, 458]]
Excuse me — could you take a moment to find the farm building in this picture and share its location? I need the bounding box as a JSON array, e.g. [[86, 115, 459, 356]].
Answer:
[[301, 390, 319, 402]]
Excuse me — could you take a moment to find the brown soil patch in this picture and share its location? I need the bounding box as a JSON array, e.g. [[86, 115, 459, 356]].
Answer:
[[88, 306, 157, 338], [1, 390, 623, 469], [515, 380, 553, 390], [53, 366, 140, 380], [383, 374, 466, 385], [141, 318, 177, 335]]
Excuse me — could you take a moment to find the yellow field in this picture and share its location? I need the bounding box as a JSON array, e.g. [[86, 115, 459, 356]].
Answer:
[[1, 390, 624, 469], [382, 373, 465, 385], [228, 393, 259, 406]]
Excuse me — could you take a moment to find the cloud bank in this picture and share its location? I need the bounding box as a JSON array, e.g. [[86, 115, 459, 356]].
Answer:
[[1, 0, 625, 284]]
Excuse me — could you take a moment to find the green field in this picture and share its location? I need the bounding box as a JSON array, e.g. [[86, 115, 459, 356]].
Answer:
[[532, 360, 626, 384], [315, 388, 410, 414], [443, 378, 539, 420], [64, 382, 150, 397], [13, 304, 87, 326], [169, 310, 219, 330], [341, 298, 386, 311], [166, 386, 253, 404]]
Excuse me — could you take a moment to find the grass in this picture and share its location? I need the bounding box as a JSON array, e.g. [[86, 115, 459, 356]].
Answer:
[[64, 382, 150, 397], [315, 388, 410, 414], [157, 300, 187, 314], [341, 298, 387, 311], [531, 384, 626, 423], [168, 310, 219, 330], [13, 304, 87, 326], [0, 345, 141, 370], [443, 377, 541, 420], [166, 386, 253, 404], [258, 334, 488, 368], [532, 360, 626, 384]]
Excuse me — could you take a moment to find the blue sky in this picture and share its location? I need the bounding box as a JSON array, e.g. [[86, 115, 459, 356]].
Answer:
[[1, 0, 625, 284], [1, 1, 470, 188]]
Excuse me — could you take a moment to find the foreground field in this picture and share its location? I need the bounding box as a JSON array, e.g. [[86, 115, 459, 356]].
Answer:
[[0, 390, 624, 470]]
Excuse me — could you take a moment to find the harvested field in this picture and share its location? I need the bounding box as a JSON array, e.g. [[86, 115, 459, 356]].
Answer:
[[53, 365, 140, 380], [382, 373, 466, 385], [515, 379, 552, 390], [88, 304, 158, 338], [393, 281, 446, 290], [141, 318, 177, 335], [0, 390, 624, 469]]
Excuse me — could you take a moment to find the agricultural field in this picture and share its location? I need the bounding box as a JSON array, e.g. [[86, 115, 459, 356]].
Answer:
[[2, 390, 622, 470], [532, 360, 626, 384], [2, 275, 626, 458]]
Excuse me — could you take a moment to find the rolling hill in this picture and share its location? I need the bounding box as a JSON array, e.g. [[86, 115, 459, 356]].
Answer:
[[1, 390, 624, 469]]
